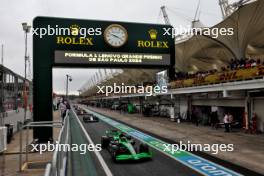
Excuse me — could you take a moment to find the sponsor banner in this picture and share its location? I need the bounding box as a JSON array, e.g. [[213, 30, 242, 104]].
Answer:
[[55, 50, 171, 66]]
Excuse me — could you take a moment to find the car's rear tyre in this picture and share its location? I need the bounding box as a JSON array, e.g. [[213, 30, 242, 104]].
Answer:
[[139, 143, 149, 153], [111, 148, 121, 163], [101, 136, 110, 149], [111, 151, 117, 162]]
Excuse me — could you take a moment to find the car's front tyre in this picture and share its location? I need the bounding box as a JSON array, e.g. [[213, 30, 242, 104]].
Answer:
[[101, 136, 110, 149], [139, 143, 149, 153]]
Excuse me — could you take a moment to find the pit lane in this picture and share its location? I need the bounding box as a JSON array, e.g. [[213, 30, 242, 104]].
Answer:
[[76, 109, 201, 176]]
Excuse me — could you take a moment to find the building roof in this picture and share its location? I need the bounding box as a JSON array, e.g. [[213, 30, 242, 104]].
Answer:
[[175, 0, 264, 72]]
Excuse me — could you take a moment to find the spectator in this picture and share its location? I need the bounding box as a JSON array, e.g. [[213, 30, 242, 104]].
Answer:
[[251, 59, 257, 67], [191, 108, 200, 126], [245, 58, 252, 68], [228, 112, 234, 131], [235, 59, 239, 69], [257, 59, 261, 66], [65, 101, 71, 110], [210, 111, 219, 129], [221, 67, 227, 72], [239, 58, 246, 68], [56, 101, 60, 110], [59, 101, 67, 122], [230, 59, 237, 70], [223, 113, 230, 132]]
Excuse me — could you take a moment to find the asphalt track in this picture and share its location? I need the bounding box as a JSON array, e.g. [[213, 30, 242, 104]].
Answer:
[[78, 114, 201, 176], [74, 107, 264, 176]]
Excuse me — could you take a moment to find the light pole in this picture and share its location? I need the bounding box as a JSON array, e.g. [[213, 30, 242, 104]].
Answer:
[[22, 22, 31, 122], [0, 45, 4, 126], [66, 74, 72, 100], [0, 67, 4, 126]]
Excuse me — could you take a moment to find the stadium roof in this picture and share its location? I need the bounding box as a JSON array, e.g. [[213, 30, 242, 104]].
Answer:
[[175, 0, 264, 72]]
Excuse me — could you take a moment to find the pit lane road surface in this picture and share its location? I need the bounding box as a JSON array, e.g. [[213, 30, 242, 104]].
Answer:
[[80, 107, 244, 176], [78, 112, 201, 176]]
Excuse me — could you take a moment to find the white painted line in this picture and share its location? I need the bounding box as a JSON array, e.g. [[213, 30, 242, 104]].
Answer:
[[72, 109, 113, 176]]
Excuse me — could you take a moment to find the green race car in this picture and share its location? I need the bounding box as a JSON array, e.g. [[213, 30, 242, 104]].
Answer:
[[101, 129, 152, 162]]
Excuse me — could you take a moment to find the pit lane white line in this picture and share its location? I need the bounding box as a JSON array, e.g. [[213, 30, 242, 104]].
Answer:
[[72, 109, 113, 176]]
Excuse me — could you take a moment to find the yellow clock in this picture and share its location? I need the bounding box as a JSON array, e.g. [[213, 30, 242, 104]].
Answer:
[[104, 24, 128, 47]]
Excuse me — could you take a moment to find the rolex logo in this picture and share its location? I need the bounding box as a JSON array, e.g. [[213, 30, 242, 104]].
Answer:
[[70, 24, 80, 36], [148, 29, 158, 40]]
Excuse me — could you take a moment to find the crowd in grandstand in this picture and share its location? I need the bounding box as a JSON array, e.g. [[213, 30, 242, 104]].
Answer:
[[228, 58, 262, 70], [175, 58, 263, 80], [175, 70, 216, 80]]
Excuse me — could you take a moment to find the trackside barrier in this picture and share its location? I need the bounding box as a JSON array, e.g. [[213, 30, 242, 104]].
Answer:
[[71, 109, 113, 176], [46, 109, 111, 176], [44, 110, 69, 176], [18, 120, 63, 172]]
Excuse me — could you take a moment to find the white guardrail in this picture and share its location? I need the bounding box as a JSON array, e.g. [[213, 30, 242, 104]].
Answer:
[[44, 110, 70, 176]]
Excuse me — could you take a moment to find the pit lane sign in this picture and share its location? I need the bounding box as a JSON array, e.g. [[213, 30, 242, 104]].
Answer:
[[33, 16, 175, 142], [34, 17, 174, 68]]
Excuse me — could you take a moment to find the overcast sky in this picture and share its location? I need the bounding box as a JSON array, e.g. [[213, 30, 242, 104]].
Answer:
[[0, 0, 233, 94]]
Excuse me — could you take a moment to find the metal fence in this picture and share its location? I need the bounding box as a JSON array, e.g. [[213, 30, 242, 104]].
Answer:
[[17, 119, 63, 173], [45, 110, 70, 176]]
